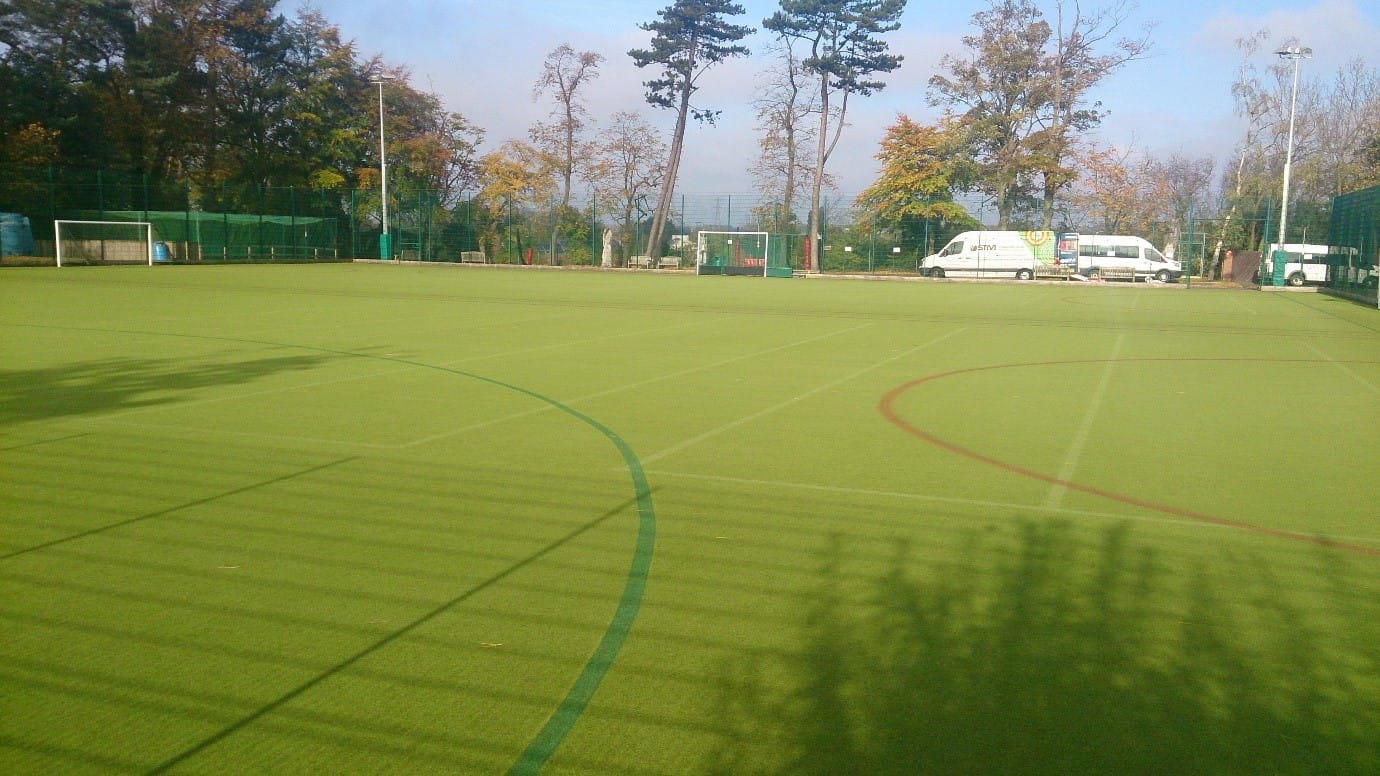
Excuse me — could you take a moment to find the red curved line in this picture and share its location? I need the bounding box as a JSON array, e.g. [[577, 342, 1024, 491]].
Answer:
[[879, 357, 1380, 558]]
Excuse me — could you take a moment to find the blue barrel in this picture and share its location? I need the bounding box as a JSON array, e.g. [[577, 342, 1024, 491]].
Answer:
[[153, 242, 170, 262], [0, 212, 37, 257]]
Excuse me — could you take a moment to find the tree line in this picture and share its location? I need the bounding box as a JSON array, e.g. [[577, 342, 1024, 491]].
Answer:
[[4, 1, 1377, 268]]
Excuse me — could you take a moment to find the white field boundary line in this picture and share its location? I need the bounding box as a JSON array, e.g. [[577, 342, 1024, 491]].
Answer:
[[1305, 340, 1380, 395], [648, 470, 1380, 543], [1045, 333, 1125, 509], [640, 328, 967, 465], [399, 322, 880, 448]]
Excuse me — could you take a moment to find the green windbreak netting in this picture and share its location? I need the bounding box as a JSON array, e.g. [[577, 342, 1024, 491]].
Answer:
[[1326, 187, 1380, 295], [79, 210, 338, 262]]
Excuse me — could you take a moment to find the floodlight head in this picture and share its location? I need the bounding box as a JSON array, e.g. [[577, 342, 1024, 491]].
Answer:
[[370, 73, 396, 85], [1275, 45, 1312, 60]]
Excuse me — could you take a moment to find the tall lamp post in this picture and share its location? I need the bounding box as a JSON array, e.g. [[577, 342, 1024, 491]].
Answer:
[[372, 74, 395, 261], [1271, 44, 1310, 286]]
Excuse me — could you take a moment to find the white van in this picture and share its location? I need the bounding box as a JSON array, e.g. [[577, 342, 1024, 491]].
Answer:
[[1075, 234, 1182, 282], [1263, 243, 1331, 286], [918, 230, 1058, 279]]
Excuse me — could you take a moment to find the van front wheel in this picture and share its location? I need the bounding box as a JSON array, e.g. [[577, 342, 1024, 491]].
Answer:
[[929, 267, 945, 279], [1015, 268, 1034, 281], [1287, 272, 1306, 287], [1156, 269, 1173, 283]]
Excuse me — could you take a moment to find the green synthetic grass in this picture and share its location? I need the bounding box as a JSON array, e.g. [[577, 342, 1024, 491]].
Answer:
[[2, 264, 1378, 775]]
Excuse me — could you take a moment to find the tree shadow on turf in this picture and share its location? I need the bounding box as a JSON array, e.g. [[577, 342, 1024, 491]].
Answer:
[[0, 354, 333, 427], [704, 521, 1380, 775]]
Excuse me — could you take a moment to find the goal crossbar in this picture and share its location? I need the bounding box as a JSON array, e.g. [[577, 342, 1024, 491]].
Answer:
[[55, 220, 154, 267], [696, 230, 774, 277]]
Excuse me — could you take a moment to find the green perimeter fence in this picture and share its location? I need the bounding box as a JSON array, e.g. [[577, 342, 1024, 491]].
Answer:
[[1327, 185, 1380, 300], [2, 167, 1376, 294], [0, 166, 978, 272]]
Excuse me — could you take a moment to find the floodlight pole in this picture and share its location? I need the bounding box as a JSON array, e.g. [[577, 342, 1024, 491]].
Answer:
[[1272, 44, 1310, 285], [372, 74, 395, 261]]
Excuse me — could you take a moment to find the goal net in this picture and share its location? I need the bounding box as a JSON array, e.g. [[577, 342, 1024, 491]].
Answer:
[[55, 220, 156, 266], [696, 231, 792, 277]]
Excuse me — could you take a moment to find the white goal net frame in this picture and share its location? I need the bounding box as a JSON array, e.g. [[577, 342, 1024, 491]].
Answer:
[[55, 220, 155, 267], [696, 230, 772, 277]]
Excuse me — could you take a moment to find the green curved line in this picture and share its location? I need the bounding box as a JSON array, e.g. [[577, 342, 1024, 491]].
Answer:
[[300, 353, 658, 774], [39, 324, 656, 773]]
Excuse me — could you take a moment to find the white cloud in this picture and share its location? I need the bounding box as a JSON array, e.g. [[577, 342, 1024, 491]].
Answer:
[[1193, 0, 1380, 70], [295, 0, 1377, 197]]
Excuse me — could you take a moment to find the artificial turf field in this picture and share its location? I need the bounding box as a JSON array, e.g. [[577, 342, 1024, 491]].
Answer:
[[2, 263, 1378, 775]]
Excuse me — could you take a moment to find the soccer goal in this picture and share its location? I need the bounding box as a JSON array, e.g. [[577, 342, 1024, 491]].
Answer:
[[696, 231, 792, 277], [55, 220, 155, 267]]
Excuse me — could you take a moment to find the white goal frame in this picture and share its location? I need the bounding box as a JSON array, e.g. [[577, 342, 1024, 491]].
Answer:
[[696, 230, 771, 277], [55, 220, 154, 267]]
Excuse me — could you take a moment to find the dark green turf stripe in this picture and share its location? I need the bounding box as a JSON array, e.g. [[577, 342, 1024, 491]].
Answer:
[[364, 358, 657, 776], [63, 327, 659, 774], [1, 457, 359, 561], [506, 429, 655, 776]]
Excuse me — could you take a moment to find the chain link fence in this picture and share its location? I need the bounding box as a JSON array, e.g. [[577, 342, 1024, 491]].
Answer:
[[2, 167, 1374, 301]]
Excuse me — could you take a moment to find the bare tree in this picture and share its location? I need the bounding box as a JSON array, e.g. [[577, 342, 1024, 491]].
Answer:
[[1310, 58, 1380, 197], [530, 44, 604, 211], [589, 111, 667, 263], [1212, 30, 1271, 272], [1039, 0, 1152, 229], [751, 37, 819, 232], [1070, 141, 1158, 233]]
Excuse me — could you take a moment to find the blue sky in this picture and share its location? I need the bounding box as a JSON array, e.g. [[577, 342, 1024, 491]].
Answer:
[[289, 0, 1380, 194]]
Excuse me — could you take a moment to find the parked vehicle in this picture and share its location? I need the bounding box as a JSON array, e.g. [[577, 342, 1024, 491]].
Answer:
[[918, 230, 1058, 280], [1263, 243, 1332, 286], [1073, 234, 1182, 282]]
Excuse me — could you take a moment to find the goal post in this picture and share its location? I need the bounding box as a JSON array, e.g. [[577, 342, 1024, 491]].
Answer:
[[55, 220, 155, 267], [696, 231, 792, 277]]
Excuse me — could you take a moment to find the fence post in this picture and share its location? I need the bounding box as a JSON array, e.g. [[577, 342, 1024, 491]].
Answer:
[[290, 186, 298, 260], [257, 184, 265, 262], [185, 179, 192, 260], [47, 166, 56, 247], [1185, 205, 1193, 289]]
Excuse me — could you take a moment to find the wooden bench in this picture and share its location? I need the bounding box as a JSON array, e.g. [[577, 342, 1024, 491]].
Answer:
[[1035, 265, 1072, 280], [459, 250, 487, 264], [1097, 267, 1137, 282], [629, 255, 654, 269], [657, 255, 681, 269]]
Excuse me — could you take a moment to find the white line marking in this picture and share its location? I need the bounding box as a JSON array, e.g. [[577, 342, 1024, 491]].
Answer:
[[1045, 333, 1125, 509], [651, 471, 1205, 529], [1305, 340, 1380, 395], [400, 322, 881, 448], [649, 470, 1380, 543], [641, 328, 966, 464]]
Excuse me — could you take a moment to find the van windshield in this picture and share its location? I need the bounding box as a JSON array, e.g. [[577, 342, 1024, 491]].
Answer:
[[1146, 246, 1166, 263], [941, 241, 964, 257]]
